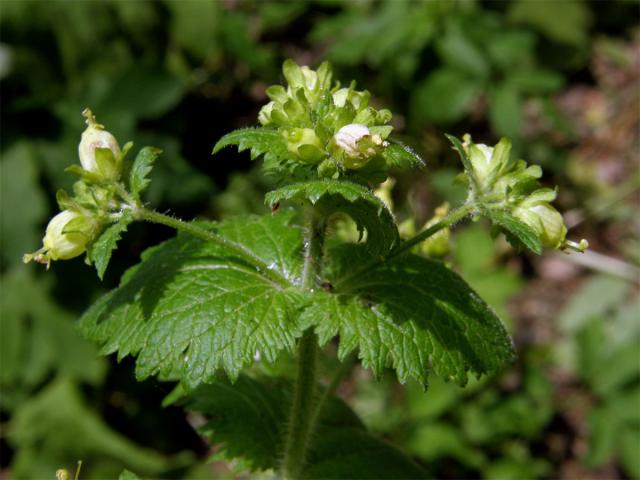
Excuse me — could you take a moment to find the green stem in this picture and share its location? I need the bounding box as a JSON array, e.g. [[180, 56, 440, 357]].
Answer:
[[115, 182, 139, 208], [280, 209, 325, 479], [305, 354, 355, 443], [134, 208, 288, 287], [335, 203, 475, 289], [392, 203, 474, 257]]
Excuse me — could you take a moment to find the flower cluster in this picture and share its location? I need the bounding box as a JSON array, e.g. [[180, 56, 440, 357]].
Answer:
[[23, 110, 129, 267], [462, 135, 587, 252], [258, 60, 393, 178]]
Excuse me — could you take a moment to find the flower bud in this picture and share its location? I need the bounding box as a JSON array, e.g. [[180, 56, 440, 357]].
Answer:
[[332, 88, 349, 108], [398, 218, 416, 238], [78, 109, 120, 177], [374, 178, 395, 211], [419, 203, 451, 258], [258, 101, 275, 126], [334, 123, 388, 169], [332, 88, 369, 111], [281, 60, 332, 106], [317, 158, 338, 178], [56, 470, 70, 480], [467, 138, 511, 191], [301, 66, 318, 91], [23, 210, 98, 267], [469, 144, 495, 185], [513, 202, 567, 249], [283, 128, 325, 164]]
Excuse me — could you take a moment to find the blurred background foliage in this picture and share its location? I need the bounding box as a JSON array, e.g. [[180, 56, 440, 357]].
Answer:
[[1, 0, 638, 478]]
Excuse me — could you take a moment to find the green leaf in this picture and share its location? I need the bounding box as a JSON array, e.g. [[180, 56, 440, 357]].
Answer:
[[165, 0, 219, 58], [436, 19, 489, 78], [64, 164, 101, 182], [508, 69, 564, 94], [454, 225, 523, 324], [212, 127, 294, 170], [586, 405, 618, 467], [489, 83, 523, 139], [80, 211, 306, 388], [97, 65, 187, 120], [508, 0, 592, 47], [0, 269, 105, 410], [9, 377, 176, 479], [558, 274, 632, 334], [483, 208, 543, 255], [182, 375, 289, 471], [94, 147, 118, 179], [306, 428, 427, 479], [182, 374, 426, 478], [88, 212, 134, 280], [444, 134, 478, 189], [407, 422, 485, 469], [383, 142, 425, 170], [412, 68, 479, 124], [483, 457, 551, 480], [0, 143, 48, 266], [620, 427, 640, 479], [134, 135, 214, 207], [265, 180, 399, 255], [129, 146, 162, 200], [118, 470, 142, 480], [301, 246, 515, 386], [486, 30, 536, 71]]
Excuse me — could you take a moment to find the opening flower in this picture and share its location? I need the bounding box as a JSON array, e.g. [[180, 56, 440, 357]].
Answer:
[[23, 210, 98, 267], [333, 123, 388, 169]]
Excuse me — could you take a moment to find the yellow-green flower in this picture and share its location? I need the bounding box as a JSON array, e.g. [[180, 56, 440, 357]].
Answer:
[[23, 210, 98, 267], [78, 109, 121, 179]]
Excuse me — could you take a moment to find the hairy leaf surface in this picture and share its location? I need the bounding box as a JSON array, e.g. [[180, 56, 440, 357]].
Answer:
[[80, 212, 306, 387], [302, 246, 515, 386], [88, 211, 134, 280], [445, 133, 477, 188], [266, 180, 399, 255], [183, 375, 427, 478], [129, 146, 162, 200], [383, 142, 425, 170], [212, 127, 296, 171]]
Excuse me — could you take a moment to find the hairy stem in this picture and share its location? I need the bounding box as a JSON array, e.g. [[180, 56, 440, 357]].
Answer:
[[281, 209, 325, 479], [392, 203, 475, 257], [134, 208, 288, 287], [335, 203, 475, 289], [305, 354, 355, 443]]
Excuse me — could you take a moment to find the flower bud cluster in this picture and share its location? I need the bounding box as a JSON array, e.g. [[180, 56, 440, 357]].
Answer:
[[258, 60, 393, 178], [24, 110, 130, 267], [462, 135, 586, 252]]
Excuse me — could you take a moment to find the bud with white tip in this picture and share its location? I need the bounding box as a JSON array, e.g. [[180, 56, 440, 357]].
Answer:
[[512, 189, 568, 249], [334, 123, 388, 169], [23, 210, 98, 267], [78, 108, 121, 178]]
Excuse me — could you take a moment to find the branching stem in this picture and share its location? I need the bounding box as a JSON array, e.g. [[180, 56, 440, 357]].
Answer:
[[392, 203, 475, 257], [280, 208, 325, 479], [335, 203, 475, 289]]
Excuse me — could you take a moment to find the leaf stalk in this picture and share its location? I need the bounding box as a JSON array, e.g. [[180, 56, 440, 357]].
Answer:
[[134, 208, 289, 287]]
